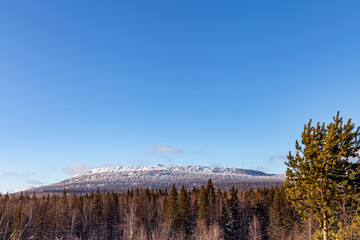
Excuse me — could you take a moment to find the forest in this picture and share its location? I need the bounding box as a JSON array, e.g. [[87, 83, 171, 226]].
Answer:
[[0, 178, 358, 240], [0, 182, 313, 240]]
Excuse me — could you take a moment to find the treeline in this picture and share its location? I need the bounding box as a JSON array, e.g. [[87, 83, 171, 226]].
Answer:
[[0, 180, 334, 240]]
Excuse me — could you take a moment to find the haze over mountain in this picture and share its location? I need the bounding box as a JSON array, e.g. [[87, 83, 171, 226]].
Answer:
[[22, 165, 285, 194]]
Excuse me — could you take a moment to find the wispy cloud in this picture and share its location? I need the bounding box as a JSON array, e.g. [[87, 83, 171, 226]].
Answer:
[[153, 144, 184, 155], [27, 178, 42, 185], [3, 171, 17, 176], [64, 163, 89, 175], [268, 154, 287, 163]]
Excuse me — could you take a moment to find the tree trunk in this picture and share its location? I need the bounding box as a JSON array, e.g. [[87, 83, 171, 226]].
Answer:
[[322, 213, 328, 240], [309, 217, 312, 240]]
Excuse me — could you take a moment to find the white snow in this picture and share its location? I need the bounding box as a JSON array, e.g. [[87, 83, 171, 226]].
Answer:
[[29, 164, 285, 193]]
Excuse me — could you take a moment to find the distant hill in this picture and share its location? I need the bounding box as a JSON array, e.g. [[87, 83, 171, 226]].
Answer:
[[22, 165, 285, 193]]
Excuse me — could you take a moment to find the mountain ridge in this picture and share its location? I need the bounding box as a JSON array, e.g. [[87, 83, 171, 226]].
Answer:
[[23, 164, 285, 193]]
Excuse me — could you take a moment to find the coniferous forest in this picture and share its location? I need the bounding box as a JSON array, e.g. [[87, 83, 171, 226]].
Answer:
[[0, 182, 306, 240], [0, 179, 358, 240]]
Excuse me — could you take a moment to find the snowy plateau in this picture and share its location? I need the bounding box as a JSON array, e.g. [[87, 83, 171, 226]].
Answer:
[[25, 165, 285, 193]]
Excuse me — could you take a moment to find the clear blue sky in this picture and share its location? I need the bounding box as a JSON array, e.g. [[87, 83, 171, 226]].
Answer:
[[1, 0, 360, 193]]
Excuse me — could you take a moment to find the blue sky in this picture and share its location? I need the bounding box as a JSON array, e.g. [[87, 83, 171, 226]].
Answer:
[[1, 1, 360, 193]]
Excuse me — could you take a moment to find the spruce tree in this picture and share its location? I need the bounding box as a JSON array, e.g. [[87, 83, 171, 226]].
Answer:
[[178, 185, 191, 236], [190, 189, 199, 234], [221, 200, 231, 239], [165, 184, 179, 232], [197, 185, 209, 227], [285, 112, 360, 240], [215, 186, 223, 225], [227, 187, 240, 240], [206, 179, 216, 224], [196, 179, 216, 229]]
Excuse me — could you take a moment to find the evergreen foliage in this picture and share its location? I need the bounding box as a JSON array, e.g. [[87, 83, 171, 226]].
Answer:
[[197, 185, 208, 227], [285, 112, 360, 240], [227, 187, 240, 240], [178, 185, 191, 236], [165, 184, 179, 232]]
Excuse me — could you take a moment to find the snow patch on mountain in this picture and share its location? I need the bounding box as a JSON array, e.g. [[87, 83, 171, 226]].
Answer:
[[25, 164, 285, 193]]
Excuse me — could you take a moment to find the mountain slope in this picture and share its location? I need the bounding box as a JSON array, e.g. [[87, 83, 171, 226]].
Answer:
[[28, 165, 285, 193]]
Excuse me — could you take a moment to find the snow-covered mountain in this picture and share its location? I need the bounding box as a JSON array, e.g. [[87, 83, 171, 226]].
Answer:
[[27, 165, 285, 193]]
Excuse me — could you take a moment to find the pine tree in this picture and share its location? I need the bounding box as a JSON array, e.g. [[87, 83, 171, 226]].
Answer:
[[285, 112, 360, 240]]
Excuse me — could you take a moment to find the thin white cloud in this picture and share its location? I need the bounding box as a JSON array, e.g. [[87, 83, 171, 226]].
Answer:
[[27, 178, 42, 185], [3, 171, 17, 176], [64, 163, 89, 175], [153, 144, 184, 154], [268, 154, 287, 163]]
